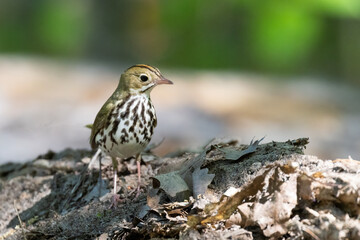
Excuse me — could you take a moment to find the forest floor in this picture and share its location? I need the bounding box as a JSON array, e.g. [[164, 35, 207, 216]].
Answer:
[[1, 138, 360, 240]]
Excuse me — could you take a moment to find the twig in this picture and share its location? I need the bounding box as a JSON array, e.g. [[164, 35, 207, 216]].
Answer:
[[13, 200, 27, 240], [303, 227, 320, 240]]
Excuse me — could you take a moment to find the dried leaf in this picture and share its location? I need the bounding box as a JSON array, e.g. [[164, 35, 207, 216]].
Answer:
[[192, 168, 215, 197], [147, 188, 161, 209], [200, 163, 298, 238], [223, 187, 238, 198], [137, 204, 151, 219], [220, 137, 265, 161], [312, 172, 325, 178], [297, 174, 314, 201], [187, 215, 204, 228], [179, 149, 207, 181], [192, 197, 211, 210], [250, 172, 298, 237], [200, 167, 273, 225], [333, 158, 360, 173], [225, 212, 243, 228], [152, 171, 190, 198], [288, 138, 309, 146], [151, 148, 214, 201]]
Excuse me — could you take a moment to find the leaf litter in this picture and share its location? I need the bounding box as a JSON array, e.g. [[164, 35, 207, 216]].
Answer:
[[1, 137, 360, 239]]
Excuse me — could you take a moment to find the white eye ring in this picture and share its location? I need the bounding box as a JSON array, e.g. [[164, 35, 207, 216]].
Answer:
[[140, 74, 149, 82]]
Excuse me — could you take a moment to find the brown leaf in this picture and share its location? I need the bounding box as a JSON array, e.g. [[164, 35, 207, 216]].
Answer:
[[312, 172, 325, 178], [147, 187, 161, 209], [200, 163, 298, 238], [200, 167, 273, 225], [225, 212, 242, 228]]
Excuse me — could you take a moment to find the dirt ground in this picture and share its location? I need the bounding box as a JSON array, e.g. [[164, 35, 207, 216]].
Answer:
[[1, 138, 360, 240]]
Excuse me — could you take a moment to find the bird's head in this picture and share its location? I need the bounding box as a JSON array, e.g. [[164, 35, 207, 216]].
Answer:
[[119, 64, 173, 95]]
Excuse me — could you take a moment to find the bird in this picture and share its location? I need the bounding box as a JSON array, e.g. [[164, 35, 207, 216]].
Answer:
[[90, 64, 173, 207]]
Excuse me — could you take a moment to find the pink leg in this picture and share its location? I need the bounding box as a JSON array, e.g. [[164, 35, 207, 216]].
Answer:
[[109, 158, 122, 208], [113, 169, 117, 196]]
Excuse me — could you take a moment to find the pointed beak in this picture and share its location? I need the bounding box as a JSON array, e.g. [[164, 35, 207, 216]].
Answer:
[[156, 76, 173, 85]]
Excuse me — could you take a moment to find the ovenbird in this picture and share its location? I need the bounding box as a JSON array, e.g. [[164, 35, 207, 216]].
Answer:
[[90, 64, 173, 206]]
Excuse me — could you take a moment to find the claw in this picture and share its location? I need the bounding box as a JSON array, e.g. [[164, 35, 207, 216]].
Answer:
[[129, 183, 143, 199], [108, 194, 124, 209]]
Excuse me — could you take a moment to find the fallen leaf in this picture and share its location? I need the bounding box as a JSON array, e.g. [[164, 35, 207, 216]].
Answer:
[[225, 212, 242, 228], [152, 171, 190, 198], [199, 163, 298, 238], [150, 148, 212, 201], [147, 188, 161, 209], [312, 172, 325, 178], [220, 137, 265, 161], [200, 167, 273, 225], [250, 173, 298, 237], [192, 168, 215, 197]]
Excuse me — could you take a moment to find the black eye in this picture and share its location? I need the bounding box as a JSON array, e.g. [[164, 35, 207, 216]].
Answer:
[[140, 75, 148, 82]]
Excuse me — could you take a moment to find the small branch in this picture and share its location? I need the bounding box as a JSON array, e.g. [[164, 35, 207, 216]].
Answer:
[[13, 200, 27, 240]]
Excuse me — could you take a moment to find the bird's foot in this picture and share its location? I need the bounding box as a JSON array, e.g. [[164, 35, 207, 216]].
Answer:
[[108, 194, 124, 209], [129, 183, 145, 199]]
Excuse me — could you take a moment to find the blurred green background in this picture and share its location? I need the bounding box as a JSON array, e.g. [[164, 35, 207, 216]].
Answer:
[[1, 0, 360, 162], [1, 0, 360, 83]]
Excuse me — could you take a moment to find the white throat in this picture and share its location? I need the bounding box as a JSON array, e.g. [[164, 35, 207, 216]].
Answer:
[[129, 83, 155, 97]]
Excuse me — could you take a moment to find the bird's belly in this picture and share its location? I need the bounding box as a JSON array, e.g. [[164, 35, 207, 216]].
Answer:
[[95, 95, 156, 159], [107, 141, 145, 159]]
